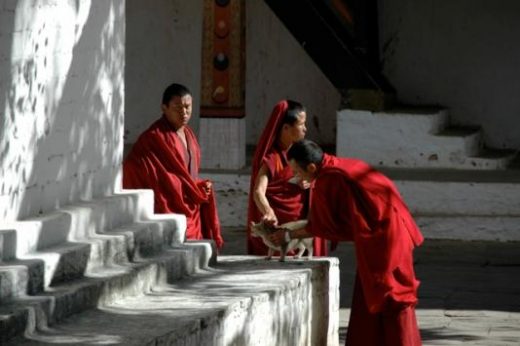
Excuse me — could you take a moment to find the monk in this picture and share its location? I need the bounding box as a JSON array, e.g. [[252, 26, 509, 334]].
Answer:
[[270, 139, 423, 346], [247, 100, 327, 257], [123, 83, 223, 249]]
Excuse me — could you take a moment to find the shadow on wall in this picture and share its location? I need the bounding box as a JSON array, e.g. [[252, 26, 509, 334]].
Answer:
[[0, 4, 15, 220], [0, 1, 125, 222]]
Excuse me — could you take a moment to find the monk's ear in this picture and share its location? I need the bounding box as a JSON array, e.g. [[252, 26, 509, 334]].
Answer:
[[307, 163, 317, 174], [161, 103, 168, 114]]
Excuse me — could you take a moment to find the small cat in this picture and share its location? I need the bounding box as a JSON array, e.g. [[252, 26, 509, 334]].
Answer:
[[250, 219, 313, 262]]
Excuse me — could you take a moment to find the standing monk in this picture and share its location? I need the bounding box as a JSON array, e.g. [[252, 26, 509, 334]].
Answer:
[[247, 100, 328, 257], [123, 83, 223, 250], [270, 139, 423, 346]]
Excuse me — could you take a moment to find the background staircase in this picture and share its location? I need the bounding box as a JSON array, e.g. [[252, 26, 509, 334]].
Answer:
[[336, 107, 520, 241], [0, 190, 339, 345], [337, 107, 517, 170]]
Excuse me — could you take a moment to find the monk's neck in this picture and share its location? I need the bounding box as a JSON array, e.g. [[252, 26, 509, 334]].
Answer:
[[162, 115, 186, 134], [175, 126, 186, 135], [277, 136, 292, 151]]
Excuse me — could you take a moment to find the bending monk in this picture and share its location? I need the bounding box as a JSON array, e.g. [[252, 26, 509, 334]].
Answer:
[[123, 83, 223, 249], [270, 139, 423, 346]]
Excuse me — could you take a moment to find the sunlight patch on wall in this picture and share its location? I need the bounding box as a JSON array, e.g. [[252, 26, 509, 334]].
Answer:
[[0, 1, 92, 221]]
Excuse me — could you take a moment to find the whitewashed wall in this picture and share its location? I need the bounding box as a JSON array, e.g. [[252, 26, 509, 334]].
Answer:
[[0, 0, 125, 221], [245, 0, 341, 146], [125, 0, 204, 144], [379, 0, 520, 149]]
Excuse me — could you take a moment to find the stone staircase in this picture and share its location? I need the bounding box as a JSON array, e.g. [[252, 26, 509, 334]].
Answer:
[[337, 108, 517, 170], [336, 107, 520, 241], [0, 190, 339, 345]]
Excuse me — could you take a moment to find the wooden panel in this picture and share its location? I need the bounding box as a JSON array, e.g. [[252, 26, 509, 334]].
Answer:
[[201, 0, 245, 118]]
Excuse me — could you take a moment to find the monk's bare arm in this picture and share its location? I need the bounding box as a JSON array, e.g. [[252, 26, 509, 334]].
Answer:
[[253, 164, 277, 224]]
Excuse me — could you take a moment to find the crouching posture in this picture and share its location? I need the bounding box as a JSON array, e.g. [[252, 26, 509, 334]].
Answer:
[[269, 140, 424, 346], [250, 220, 313, 262]]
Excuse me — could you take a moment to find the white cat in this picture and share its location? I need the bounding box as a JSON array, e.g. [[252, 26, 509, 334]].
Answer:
[[250, 219, 313, 262]]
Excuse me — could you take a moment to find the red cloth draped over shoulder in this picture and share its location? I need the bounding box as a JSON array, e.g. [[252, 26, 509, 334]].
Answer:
[[247, 100, 328, 256], [123, 116, 223, 249], [307, 154, 424, 313]]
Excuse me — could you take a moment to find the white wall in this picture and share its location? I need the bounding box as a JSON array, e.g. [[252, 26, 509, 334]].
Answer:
[[0, 0, 125, 221], [246, 0, 341, 146], [379, 0, 520, 149], [125, 0, 204, 144]]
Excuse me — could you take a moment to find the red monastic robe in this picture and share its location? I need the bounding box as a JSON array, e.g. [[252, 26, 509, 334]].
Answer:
[[247, 100, 328, 256], [123, 116, 223, 249], [307, 154, 423, 346]]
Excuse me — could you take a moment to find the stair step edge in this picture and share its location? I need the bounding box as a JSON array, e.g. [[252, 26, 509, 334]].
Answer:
[[0, 242, 214, 343]]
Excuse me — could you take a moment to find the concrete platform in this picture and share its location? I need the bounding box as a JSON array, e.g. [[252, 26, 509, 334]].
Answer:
[[5, 257, 339, 346], [220, 227, 520, 346]]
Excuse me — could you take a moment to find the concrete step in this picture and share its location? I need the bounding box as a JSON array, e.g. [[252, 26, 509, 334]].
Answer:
[[4, 257, 339, 346], [435, 125, 482, 156], [465, 147, 518, 170], [0, 218, 184, 302], [337, 108, 517, 170], [0, 191, 187, 297], [0, 190, 158, 258], [0, 258, 45, 302], [0, 241, 215, 343], [415, 215, 520, 242], [383, 167, 520, 216], [0, 229, 17, 261], [0, 189, 203, 342]]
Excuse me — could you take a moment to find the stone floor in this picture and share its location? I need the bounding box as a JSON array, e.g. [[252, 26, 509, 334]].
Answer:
[[220, 227, 520, 346]]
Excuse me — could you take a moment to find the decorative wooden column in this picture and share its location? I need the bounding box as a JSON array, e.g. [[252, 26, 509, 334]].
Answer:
[[199, 0, 246, 169]]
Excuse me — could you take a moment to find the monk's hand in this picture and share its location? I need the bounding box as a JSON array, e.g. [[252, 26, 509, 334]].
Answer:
[[202, 180, 212, 196], [268, 228, 287, 246], [261, 208, 278, 227], [298, 179, 311, 190]]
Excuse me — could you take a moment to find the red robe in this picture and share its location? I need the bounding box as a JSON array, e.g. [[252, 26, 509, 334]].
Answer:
[[123, 116, 223, 249], [307, 154, 423, 345], [247, 100, 328, 256]]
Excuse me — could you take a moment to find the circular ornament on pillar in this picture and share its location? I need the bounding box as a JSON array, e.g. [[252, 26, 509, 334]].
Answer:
[[213, 52, 229, 71], [212, 85, 228, 103], [215, 20, 229, 38], [215, 0, 230, 7]]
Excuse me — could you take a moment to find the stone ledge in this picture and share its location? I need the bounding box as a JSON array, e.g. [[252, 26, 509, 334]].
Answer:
[[5, 257, 340, 346], [416, 216, 520, 242], [0, 242, 215, 343]]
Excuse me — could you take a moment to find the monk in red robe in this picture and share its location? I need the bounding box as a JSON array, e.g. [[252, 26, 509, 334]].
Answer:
[[247, 100, 328, 257], [123, 83, 223, 249], [270, 140, 423, 346]]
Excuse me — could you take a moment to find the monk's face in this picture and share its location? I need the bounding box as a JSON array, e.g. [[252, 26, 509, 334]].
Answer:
[[289, 159, 317, 182], [162, 94, 193, 130], [288, 111, 307, 142]]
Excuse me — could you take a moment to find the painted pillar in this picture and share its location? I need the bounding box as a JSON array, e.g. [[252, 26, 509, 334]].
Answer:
[[199, 0, 246, 169]]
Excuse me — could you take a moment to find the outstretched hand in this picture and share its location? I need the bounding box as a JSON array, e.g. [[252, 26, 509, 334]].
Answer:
[[298, 179, 311, 190], [201, 180, 212, 196], [261, 208, 278, 227]]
